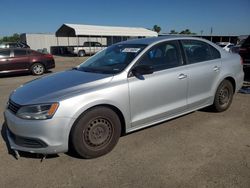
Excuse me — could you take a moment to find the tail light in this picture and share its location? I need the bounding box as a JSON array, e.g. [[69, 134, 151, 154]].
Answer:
[[240, 57, 243, 65], [239, 48, 247, 53]]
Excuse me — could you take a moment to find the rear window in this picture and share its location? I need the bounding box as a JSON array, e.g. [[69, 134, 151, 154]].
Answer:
[[9, 43, 18, 48], [14, 49, 27, 56], [242, 36, 250, 47], [209, 45, 221, 59], [182, 40, 221, 64], [84, 42, 91, 47], [95, 42, 102, 47], [0, 50, 10, 58]]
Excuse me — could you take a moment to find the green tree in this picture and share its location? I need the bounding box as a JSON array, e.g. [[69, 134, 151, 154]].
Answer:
[[170, 29, 178, 34], [0, 33, 20, 43], [179, 29, 196, 35], [153, 25, 161, 33]]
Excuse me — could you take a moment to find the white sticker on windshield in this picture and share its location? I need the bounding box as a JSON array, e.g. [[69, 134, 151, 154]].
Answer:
[[122, 48, 141, 53]]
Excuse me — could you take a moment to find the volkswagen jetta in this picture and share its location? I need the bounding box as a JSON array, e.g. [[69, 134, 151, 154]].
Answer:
[[4, 36, 244, 158]]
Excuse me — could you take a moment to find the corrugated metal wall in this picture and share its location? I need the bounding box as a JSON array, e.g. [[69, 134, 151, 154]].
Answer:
[[20, 33, 107, 53]]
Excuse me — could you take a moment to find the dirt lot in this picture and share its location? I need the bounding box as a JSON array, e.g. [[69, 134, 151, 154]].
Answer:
[[0, 56, 250, 188]]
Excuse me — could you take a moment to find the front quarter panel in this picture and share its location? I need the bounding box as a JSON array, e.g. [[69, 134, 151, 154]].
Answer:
[[55, 73, 131, 134]]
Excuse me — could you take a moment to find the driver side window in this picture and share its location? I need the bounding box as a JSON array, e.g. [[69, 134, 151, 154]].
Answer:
[[137, 41, 182, 72]]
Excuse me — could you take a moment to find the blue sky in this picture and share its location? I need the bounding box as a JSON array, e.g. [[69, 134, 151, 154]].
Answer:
[[0, 0, 249, 36]]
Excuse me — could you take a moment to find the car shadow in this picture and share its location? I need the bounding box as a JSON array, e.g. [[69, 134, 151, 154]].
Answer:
[[54, 54, 76, 57], [1, 122, 59, 160], [65, 149, 85, 159], [54, 54, 93, 57], [123, 111, 195, 136], [0, 111, 196, 160], [198, 106, 217, 113], [0, 71, 53, 78]]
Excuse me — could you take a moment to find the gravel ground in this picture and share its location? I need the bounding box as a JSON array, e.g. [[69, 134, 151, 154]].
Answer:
[[0, 56, 249, 188]]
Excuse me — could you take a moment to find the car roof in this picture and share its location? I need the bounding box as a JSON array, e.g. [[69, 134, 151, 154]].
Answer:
[[118, 35, 211, 45], [118, 35, 229, 58]]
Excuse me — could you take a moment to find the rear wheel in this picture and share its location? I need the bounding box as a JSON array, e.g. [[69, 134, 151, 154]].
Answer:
[[70, 107, 121, 158], [31, 63, 45, 75], [212, 80, 234, 112], [78, 50, 86, 57]]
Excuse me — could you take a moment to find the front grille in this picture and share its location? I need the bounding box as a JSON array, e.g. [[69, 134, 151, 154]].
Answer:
[[8, 129, 48, 148], [8, 100, 21, 114]]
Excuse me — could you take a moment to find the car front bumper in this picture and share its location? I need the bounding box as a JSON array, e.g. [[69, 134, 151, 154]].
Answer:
[[4, 109, 74, 154]]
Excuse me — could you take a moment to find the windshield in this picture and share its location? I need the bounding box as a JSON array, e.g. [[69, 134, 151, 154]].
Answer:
[[78, 44, 147, 74]]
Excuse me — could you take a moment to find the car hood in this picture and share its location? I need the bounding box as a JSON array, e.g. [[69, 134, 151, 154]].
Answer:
[[10, 70, 113, 105]]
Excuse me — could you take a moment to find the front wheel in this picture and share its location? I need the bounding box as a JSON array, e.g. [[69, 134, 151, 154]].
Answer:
[[78, 50, 86, 57], [31, 63, 45, 75], [70, 107, 121, 158], [211, 80, 234, 112]]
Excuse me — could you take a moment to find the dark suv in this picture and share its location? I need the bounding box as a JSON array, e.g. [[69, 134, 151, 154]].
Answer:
[[239, 36, 250, 69], [0, 48, 55, 75]]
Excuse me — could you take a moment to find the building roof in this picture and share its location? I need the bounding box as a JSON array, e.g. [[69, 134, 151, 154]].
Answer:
[[56, 23, 158, 37]]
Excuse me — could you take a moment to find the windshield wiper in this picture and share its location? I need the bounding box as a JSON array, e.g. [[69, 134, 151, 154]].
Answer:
[[77, 66, 115, 74]]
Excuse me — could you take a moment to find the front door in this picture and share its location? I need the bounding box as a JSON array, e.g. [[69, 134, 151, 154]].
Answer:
[[128, 41, 188, 128]]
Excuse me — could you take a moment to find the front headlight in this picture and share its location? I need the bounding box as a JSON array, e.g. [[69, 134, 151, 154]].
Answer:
[[17, 103, 59, 120]]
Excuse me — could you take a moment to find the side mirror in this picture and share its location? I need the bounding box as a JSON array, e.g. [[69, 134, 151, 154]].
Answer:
[[131, 65, 154, 77]]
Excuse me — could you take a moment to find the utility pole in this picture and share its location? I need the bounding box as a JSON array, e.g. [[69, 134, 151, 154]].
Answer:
[[210, 27, 213, 41]]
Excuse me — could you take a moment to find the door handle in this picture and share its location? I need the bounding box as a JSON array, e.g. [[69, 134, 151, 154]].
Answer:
[[213, 66, 220, 72], [178, 73, 187, 80]]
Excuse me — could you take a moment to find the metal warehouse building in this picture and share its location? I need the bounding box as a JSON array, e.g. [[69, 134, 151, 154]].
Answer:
[[20, 23, 158, 54]]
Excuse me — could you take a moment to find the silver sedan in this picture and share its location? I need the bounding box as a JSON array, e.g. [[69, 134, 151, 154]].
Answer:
[[4, 36, 244, 158]]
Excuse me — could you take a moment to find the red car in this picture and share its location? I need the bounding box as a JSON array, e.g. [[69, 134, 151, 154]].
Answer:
[[0, 48, 55, 75]]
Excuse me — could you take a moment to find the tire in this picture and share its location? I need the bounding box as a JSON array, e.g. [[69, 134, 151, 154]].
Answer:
[[31, 63, 45, 75], [212, 80, 234, 112], [70, 107, 121, 158], [78, 50, 86, 57]]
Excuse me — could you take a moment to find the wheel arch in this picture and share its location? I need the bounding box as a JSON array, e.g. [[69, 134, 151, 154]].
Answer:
[[93, 104, 126, 136], [69, 103, 126, 145], [224, 76, 236, 93], [210, 75, 237, 105], [78, 50, 86, 56], [214, 75, 236, 95]]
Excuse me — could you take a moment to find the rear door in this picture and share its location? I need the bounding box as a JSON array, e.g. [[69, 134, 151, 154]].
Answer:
[[128, 40, 188, 127], [8, 49, 30, 70], [180, 40, 222, 109]]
